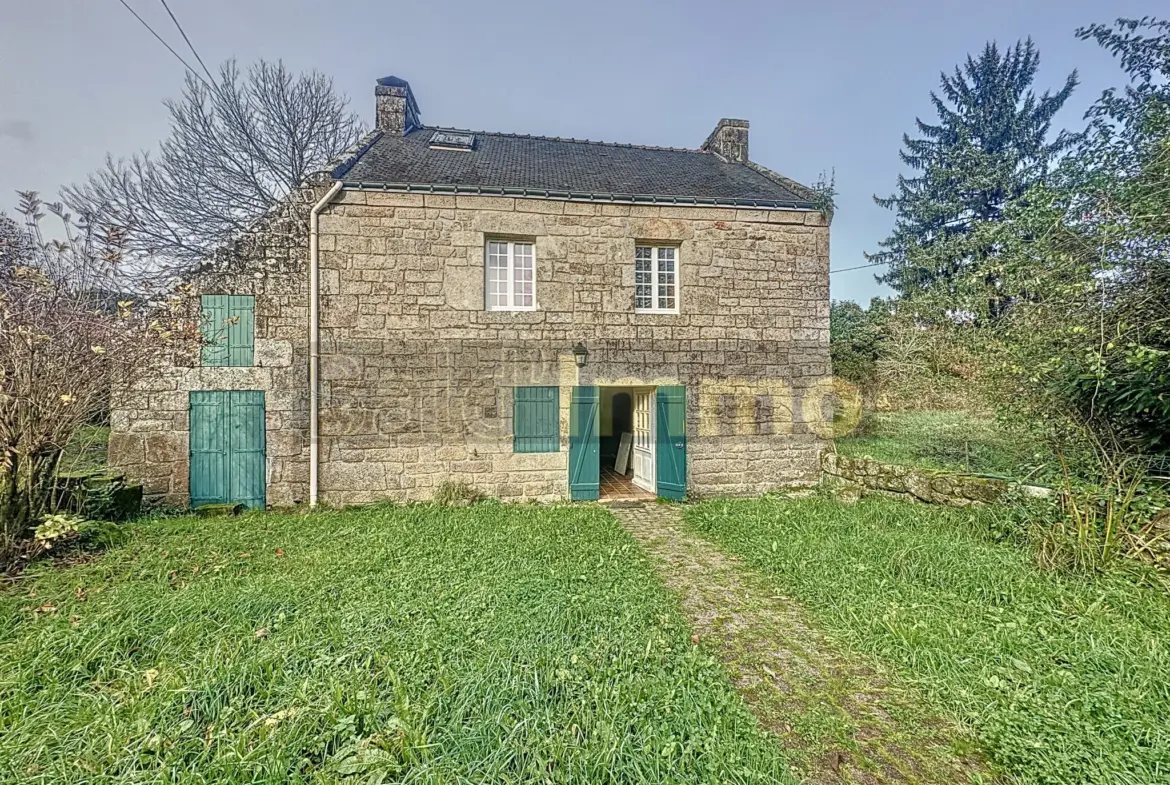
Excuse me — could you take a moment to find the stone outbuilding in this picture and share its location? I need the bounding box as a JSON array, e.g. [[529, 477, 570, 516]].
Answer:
[[109, 76, 833, 508]]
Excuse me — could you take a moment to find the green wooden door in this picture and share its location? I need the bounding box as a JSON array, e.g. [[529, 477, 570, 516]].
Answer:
[[655, 385, 687, 500], [569, 386, 600, 500], [189, 392, 227, 507], [189, 390, 266, 508]]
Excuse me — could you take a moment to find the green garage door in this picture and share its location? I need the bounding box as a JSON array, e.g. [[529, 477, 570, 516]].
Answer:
[[189, 390, 266, 509]]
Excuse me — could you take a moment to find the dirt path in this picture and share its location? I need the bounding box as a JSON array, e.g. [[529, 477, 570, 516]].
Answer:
[[609, 501, 992, 785]]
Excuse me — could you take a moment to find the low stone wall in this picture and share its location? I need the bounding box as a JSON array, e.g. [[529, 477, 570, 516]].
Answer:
[[821, 452, 1012, 506]]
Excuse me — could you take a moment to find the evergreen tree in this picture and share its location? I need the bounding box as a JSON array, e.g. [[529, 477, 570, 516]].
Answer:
[[869, 39, 1079, 302]]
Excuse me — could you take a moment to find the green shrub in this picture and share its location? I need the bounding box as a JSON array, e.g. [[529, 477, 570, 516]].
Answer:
[[33, 513, 85, 551], [433, 480, 483, 506]]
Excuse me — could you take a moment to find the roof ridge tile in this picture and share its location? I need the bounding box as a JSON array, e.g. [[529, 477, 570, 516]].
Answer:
[[419, 125, 704, 154]]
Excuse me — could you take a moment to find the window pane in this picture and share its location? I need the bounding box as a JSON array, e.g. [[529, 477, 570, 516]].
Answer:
[[488, 242, 508, 265], [656, 247, 676, 311], [513, 243, 534, 307], [487, 242, 508, 308], [487, 266, 506, 307], [635, 246, 655, 309], [657, 269, 675, 310]]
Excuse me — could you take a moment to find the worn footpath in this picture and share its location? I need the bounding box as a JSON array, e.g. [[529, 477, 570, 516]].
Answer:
[[609, 501, 994, 785]]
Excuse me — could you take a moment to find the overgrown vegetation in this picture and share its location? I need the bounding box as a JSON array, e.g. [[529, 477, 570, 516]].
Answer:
[[0, 504, 793, 783], [688, 495, 1170, 785], [836, 410, 1048, 479], [834, 17, 1170, 571], [830, 300, 986, 412], [59, 425, 110, 475], [0, 196, 187, 561], [957, 18, 1170, 470]]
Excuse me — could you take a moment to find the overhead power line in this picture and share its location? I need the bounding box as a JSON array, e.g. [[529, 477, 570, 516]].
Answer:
[[830, 261, 889, 274], [158, 0, 217, 87], [114, 0, 213, 90]]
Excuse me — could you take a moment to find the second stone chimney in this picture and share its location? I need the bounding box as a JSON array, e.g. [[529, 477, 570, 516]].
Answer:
[[701, 118, 749, 163], [375, 76, 420, 136]]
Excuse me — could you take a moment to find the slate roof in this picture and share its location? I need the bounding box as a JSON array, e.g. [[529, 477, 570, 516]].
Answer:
[[334, 127, 817, 209]]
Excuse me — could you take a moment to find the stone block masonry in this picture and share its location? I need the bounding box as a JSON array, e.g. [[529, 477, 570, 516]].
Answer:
[[110, 189, 832, 507], [821, 452, 1019, 506]]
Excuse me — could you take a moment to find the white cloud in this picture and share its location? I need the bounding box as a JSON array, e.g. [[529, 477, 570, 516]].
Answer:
[[0, 121, 34, 143]]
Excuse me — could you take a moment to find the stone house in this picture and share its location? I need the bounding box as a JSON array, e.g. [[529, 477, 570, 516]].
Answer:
[[109, 76, 832, 508]]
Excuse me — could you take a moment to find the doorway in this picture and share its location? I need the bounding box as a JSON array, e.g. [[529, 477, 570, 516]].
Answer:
[[189, 390, 267, 509], [569, 384, 687, 502], [597, 386, 656, 501]]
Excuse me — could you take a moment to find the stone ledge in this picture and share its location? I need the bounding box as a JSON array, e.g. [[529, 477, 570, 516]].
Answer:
[[821, 452, 1031, 506]]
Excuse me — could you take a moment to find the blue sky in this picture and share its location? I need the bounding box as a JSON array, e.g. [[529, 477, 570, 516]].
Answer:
[[0, 0, 1148, 303]]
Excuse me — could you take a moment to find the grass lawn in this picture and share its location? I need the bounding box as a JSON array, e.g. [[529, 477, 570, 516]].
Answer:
[[688, 495, 1170, 785], [0, 504, 792, 784], [836, 410, 1047, 480]]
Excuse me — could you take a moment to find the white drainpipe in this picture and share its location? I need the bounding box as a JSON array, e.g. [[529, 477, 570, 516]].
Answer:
[[309, 180, 344, 507]]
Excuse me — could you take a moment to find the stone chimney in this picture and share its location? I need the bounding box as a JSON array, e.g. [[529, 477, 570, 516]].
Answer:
[[375, 76, 420, 136], [701, 118, 749, 163]]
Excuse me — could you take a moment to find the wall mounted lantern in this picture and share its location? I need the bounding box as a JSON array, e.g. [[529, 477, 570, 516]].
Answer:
[[572, 342, 589, 368]]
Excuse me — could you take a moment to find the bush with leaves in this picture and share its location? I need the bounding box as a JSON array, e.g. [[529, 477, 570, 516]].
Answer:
[[0, 194, 191, 560], [829, 298, 888, 391], [948, 18, 1170, 469], [32, 513, 84, 552]]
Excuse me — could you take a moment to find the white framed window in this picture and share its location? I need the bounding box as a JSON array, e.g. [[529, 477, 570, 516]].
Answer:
[[635, 245, 679, 313], [485, 240, 536, 311]]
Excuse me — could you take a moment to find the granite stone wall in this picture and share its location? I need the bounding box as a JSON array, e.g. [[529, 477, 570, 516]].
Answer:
[[821, 452, 1015, 506], [109, 190, 832, 507]]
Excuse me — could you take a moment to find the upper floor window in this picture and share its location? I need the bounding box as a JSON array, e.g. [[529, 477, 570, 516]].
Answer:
[[485, 239, 536, 311], [200, 294, 254, 367], [635, 245, 678, 313]]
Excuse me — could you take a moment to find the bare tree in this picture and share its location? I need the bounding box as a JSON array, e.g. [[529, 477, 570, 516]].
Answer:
[[62, 59, 365, 271], [0, 193, 192, 557]]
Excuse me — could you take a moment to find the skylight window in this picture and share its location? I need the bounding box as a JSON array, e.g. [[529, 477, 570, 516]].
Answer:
[[429, 131, 475, 151]]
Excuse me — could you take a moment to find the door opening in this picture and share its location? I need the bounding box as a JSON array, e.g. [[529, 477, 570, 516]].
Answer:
[[569, 384, 687, 502], [598, 386, 655, 501]]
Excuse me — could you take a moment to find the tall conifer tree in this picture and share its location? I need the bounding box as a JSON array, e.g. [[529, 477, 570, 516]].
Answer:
[[870, 39, 1079, 302]]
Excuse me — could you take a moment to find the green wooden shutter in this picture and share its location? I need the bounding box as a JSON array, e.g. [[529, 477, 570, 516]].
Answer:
[[514, 386, 560, 453], [190, 390, 228, 506], [569, 386, 600, 500], [227, 295, 255, 367], [200, 295, 229, 367], [200, 294, 254, 367], [655, 385, 687, 500]]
